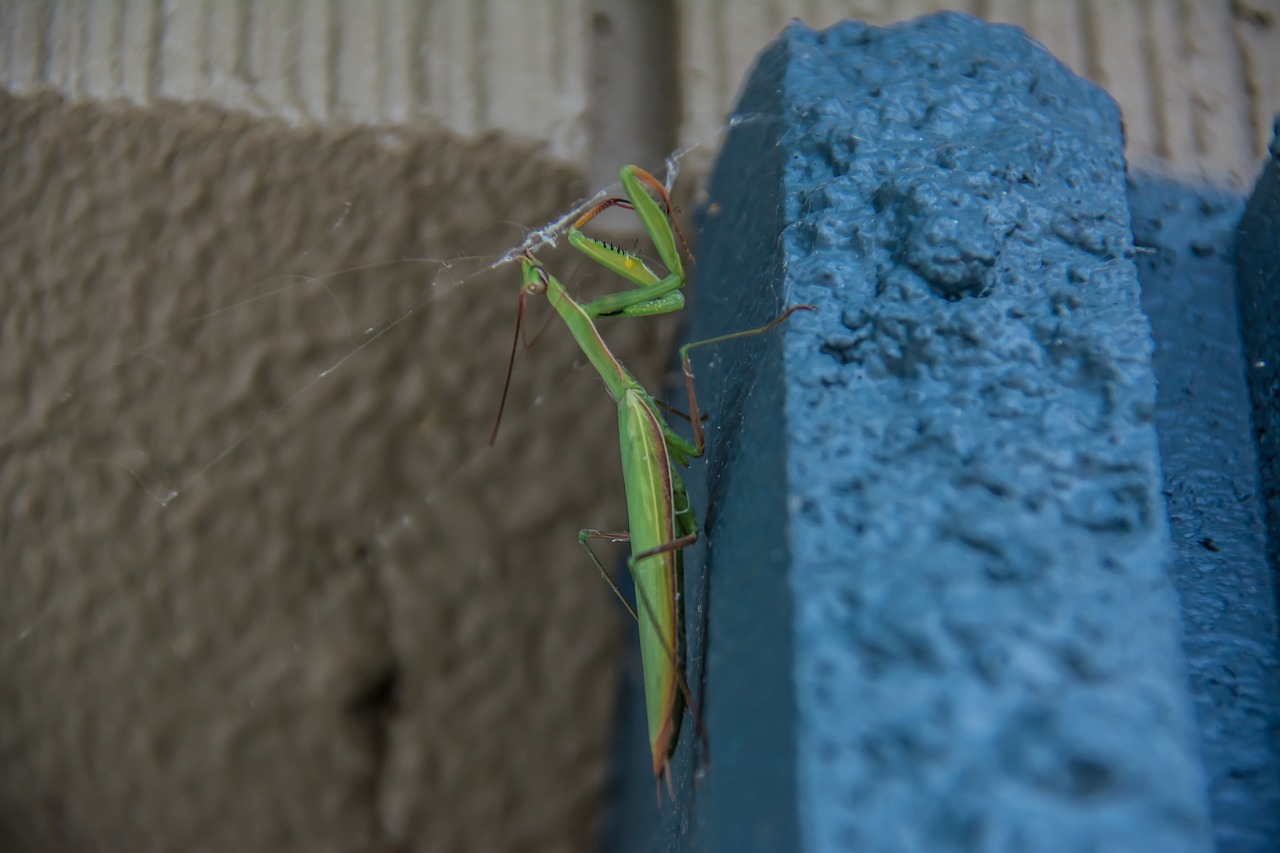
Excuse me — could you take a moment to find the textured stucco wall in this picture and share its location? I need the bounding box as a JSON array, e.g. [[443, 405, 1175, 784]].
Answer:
[[0, 92, 646, 852]]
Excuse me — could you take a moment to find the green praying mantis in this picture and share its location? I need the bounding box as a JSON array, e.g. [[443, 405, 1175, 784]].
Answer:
[[489, 165, 812, 797]]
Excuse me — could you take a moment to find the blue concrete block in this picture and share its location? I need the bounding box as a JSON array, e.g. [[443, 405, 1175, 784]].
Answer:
[[607, 13, 1215, 851]]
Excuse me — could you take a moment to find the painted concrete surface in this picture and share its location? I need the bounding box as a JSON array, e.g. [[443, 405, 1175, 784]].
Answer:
[[612, 14, 1231, 852]]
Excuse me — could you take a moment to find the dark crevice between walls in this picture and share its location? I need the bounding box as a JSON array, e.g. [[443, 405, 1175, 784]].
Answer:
[[1131, 169, 1280, 852]]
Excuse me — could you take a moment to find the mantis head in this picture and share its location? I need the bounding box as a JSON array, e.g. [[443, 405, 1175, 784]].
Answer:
[[520, 250, 549, 295]]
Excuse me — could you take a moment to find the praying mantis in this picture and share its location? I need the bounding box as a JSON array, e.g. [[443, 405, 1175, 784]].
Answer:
[[490, 165, 812, 797]]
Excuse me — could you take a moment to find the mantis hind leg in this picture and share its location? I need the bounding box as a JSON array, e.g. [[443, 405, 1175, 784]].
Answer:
[[578, 527, 699, 620], [672, 304, 819, 460], [579, 525, 711, 785], [579, 529, 639, 623]]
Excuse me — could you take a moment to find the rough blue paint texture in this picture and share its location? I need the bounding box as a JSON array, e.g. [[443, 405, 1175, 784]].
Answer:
[[772, 16, 1210, 852], [608, 13, 1224, 853]]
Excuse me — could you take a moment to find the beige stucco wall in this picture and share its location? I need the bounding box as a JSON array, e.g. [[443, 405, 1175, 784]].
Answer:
[[1, 2, 1275, 851]]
